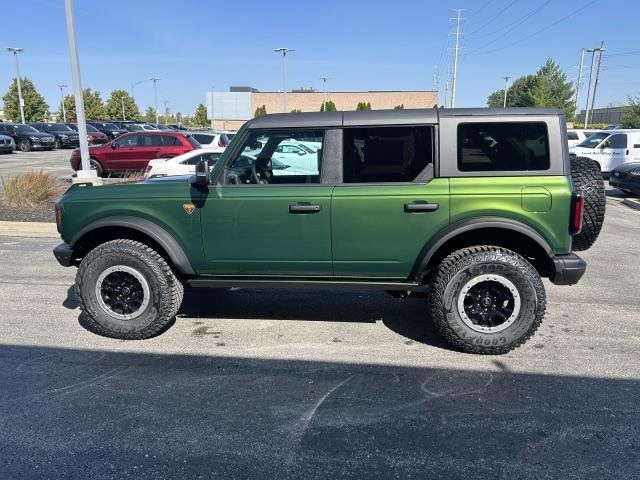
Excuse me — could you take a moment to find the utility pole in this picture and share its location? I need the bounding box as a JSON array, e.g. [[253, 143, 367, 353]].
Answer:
[[444, 79, 450, 109], [590, 41, 606, 125], [6, 48, 26, 124], [320, 76, 328, 109], [57, 84, 68, 122], [150, 76, 160, 124], [210, 85, 214, 129], [64, 0, 92, 178], [501, 75, 512, 108], [274, 47, 294, 112], [574, 48, 585, 121], [583, 46, 601, 128], [450, 8, 464, 108], [432, 68, 439, 92], [163, 100, 169, 125], [121, 97, 126, 120]]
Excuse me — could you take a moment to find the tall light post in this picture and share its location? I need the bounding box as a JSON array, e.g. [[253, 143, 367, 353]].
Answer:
[[501, 75, 512, 108], [131, 79, 147, 101], [150, 76, 160, 124], [57, 83, 68, 122], [6, 47, 26, 124], [210, 85, 214, 129], [163, 100, 169, 125], [63, 0, 93, 179], [121, 97, 126, 120], [320, 76, 328, 110], [274, 47, 294, 112]]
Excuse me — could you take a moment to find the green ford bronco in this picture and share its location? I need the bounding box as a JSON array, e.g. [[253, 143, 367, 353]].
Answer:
[[54, 108, 605, 354]]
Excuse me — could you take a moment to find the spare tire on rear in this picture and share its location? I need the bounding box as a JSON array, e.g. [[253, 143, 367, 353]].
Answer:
[[570, 156, 605, 251]]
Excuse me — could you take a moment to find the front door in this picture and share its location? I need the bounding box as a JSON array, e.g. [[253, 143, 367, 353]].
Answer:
[[103, 134, 142, 172], [199, 128, 333, 276], [331, 125, 450, 279]]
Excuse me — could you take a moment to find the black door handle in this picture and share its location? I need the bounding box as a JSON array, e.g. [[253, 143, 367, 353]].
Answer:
[[404, 202, 439, 213], [289, 204, 321, 214]]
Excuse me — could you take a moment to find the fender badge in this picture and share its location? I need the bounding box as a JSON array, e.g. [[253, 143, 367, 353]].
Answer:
[[182, 203, 196, 215]]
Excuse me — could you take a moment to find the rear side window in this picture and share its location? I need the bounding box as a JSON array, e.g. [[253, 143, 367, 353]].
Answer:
[[342, 126, 433, 183], [192, 134, 213, 144], [142, 135, 164, 146], [458, 122, 550, 172], [161, 135, 180, 146]]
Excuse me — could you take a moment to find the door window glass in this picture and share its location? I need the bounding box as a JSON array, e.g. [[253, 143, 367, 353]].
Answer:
[[458, 122, 550, 171], [223, 129, 324, 185], [342, 126, 433, 183], [115, 135, 140, 147], [607, 134, 627, 149]]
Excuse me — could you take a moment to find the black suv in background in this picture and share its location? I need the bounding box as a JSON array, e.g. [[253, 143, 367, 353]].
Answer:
[[86, 121, 127, 140], [0, 122, 55, 152], [29, 122, 80, 149]]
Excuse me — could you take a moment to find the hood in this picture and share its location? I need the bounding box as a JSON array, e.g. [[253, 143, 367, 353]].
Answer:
[[612, 162, 640, 173], [28, 131, 54, 138]]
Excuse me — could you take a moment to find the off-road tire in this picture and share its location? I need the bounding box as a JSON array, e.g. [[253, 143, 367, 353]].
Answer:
[[571, 156, 605, 251], [75, 239, 183, 339], [428, 246, 546, 355]]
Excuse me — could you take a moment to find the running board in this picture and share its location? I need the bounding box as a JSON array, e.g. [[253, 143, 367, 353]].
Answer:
[[186, 278, 420, 291]]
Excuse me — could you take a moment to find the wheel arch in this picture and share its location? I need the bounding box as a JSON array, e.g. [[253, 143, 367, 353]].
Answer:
[[69, 216, 195, 276], [411, 217, 555, 281]]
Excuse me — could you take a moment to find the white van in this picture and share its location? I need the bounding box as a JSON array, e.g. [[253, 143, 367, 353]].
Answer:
[[566, 129, 595, 147], [569, 129, 640, 176]]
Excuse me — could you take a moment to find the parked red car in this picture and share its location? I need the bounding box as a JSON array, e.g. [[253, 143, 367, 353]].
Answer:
[[66, 123, 110, 146], [70, 131, 200, 176]]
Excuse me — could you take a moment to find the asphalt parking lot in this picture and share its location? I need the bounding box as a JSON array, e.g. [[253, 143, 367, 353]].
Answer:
[[0, 149, 73, 196], [0, 192, 639, 478]]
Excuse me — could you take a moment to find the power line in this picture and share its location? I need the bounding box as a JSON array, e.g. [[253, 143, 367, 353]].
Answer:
[[606, 50, 640, 58], [465, 0, 519, 37], [472, 0, 600, 56]]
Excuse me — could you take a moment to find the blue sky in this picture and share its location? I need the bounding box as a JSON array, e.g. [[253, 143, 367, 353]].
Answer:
[[2, 0, 639, 115]]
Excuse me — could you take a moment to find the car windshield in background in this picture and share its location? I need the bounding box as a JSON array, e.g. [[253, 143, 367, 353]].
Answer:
[[186, 136, 201, 148], [17, 125, 40, 134], [85, 125, 100, 133], [127, 124, 144, 131], [576, 132, 608, 148], [103, 123, 119, 129], [49, 123, 74, 132]]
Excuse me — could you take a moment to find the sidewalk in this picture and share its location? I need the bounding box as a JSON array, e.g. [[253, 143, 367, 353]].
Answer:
[[0, 221, 58, 238]]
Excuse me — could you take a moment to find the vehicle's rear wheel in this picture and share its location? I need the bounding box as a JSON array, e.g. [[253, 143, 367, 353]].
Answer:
[[89, 158, 104, 177], [54, 138, 61, 149], [75, 239, 184, 339], [428, 246, 546, 354], [570, 156, 605, 251], [19, 139, 31, 152]]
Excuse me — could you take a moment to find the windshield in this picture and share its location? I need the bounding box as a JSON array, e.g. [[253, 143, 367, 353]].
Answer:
[[85, 125, 100, 133], [17, 125, 40, 134], [49, 123, 74, 132], [576, 132, 609, 148], [104, 123, 120, 130], [127, 124, 144, 131]]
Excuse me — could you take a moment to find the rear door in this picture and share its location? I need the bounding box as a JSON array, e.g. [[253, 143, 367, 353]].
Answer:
[[331, 125, 450, 279]]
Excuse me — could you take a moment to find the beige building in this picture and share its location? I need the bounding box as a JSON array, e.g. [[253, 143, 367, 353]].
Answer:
[[209, 89, 438, 131]]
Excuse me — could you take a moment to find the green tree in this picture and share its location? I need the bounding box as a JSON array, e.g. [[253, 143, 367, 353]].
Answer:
[[486, 58, 575, 119], [105, 89, 140, 120], [2, 77, 49, 122], [356, 102, 372, 111], [254, 104, 267, 117], [622, 96, 640, 128], [291, 108, 302, 113], [394, 104, 404, 110], [144, 106, 157, 122], [320, 100, 336, 112], [193, 103, 209, 127], [59, 88, 106, 121]]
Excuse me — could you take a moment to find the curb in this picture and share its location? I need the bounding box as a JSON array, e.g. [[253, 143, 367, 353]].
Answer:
[[0, 221, 58, 238], [622, 198, 640, 211]]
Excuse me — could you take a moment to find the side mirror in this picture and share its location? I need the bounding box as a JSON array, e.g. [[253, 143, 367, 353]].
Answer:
[[189, 159, 210, 187], [298, 150, 305, 156], [111, 143, 118, 149]]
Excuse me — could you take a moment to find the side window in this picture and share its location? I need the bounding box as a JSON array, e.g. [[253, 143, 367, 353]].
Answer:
[[115, 135, 139, 147], [607, 134, 627, 149], [192, 134, 212, 144], [458, 122, 550, 172], [161, 135, 179, 146], [342, 126, 433, 183], [223, 129, 324, 185], [182, 154, 202, 166]]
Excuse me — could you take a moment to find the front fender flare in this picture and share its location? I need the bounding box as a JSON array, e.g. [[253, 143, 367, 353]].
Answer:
[[69, 215, 195, 275]]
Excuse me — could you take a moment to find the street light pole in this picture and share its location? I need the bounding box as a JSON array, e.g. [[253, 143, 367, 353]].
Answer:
[[131, 79, 146, 102], [210, 85, 214, 129], [274, 47, 294, 112], [320, 76, 328, 110], [121, 98, 126, 120], [57, 84, 68, 122], [163, 100, 169, 125], [150, 76, 160, 124], [63, 0, 93, 179], [6, 48, 26, 124], [501, 75, 512, 108]]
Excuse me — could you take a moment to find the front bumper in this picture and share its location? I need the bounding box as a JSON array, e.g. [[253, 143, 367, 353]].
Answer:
[[59, 138, 80, 148], [550, 253, 586, 285], [53, 242, 74, 267]]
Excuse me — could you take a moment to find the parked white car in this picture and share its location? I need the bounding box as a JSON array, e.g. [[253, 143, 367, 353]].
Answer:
[[567, 129, 595, 147], [144, 149, 222, 178], [569, 129, 640, 175], [188, 132, 234, 153]]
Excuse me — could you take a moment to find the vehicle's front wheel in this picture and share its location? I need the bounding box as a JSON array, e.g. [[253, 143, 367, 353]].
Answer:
[[428, 246, 546, 354], [75, 239, 184, 339], [19, 139, 31, 152]]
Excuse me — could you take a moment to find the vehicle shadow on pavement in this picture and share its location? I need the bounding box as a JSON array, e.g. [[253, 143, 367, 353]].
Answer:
[[178, 287, 451, 350], [1, 344, 638, 479]]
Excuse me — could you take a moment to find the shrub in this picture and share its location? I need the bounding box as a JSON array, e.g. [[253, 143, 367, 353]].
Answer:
[[1, 170, 62, 206], [254, 105, 267, 117]]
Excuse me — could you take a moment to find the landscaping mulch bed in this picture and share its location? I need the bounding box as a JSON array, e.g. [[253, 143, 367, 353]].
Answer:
[[0, 201, 57, 223]]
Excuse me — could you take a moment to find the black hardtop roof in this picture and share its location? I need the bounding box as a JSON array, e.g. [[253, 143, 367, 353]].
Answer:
[[246, 107, 565, 129]]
